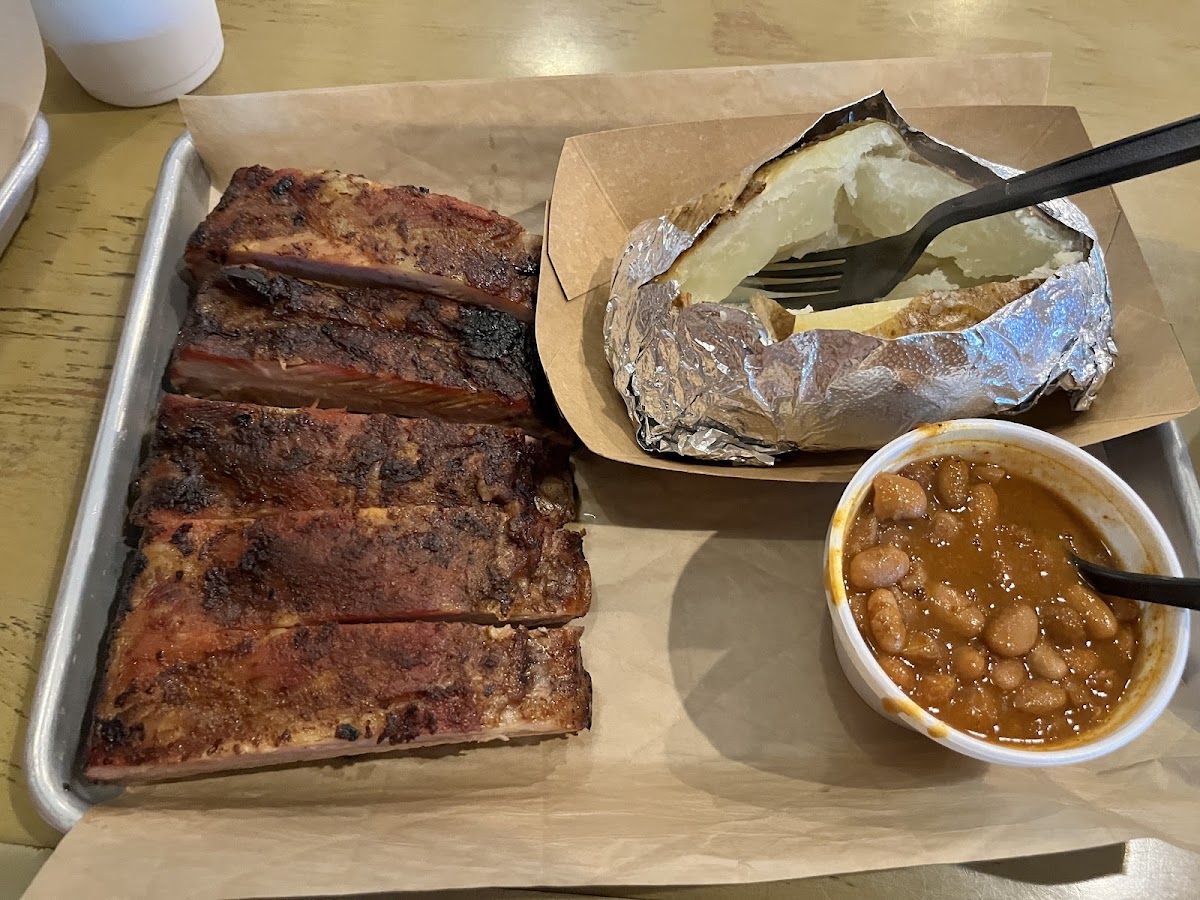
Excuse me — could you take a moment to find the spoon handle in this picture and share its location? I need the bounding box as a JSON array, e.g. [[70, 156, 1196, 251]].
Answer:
[[1072, 556, 1200, 612]]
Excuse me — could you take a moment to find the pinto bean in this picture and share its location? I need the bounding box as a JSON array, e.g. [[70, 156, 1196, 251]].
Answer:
[[1063, 584, 1118, 640], [966, 483, 999, 527], [880, 528, 912, 550], [1113, 624, 1137, 661], [930, 510, 962, 543], [1013, 680, 1068, 715], [1087, 668, 1121, 696], [899, 461, 936, 490], [916, 672, 957, 708], [1026, 642, 1069, 681], [848, 546, 911, 591], [1062, 647, 1101, 678], [952, 646, 987, 680], [984, 603, 1039, 658], [1064, 677, 1092, 708], [878, 655, 916, 692], [1043, 604, 1088, 647], [990, 658, 1028, 692], [956, 682, 1000, 732], [972, 463, 1007, 484], [900, 631, 946, 666], [873, 474, 929, 522], [1107, 596, 1141, 623], [935, 458, 970, 508], [894, 588, 922, 627], [898, 559, 928, 593], [845, 514, 880, 557], [867, 588, 907, 654], [927, 584, 986, 638]]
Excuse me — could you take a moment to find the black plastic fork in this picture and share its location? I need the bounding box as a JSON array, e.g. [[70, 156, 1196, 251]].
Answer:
[[743, 112, 1200, 310], [1071, 556, 1200, 611]]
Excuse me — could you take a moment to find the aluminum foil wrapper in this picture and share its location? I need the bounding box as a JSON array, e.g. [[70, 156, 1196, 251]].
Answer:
[[603, 92, 1115, 465]]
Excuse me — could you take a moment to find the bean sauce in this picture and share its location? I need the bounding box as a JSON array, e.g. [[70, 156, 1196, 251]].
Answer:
[[844, 455, 1141, 745]]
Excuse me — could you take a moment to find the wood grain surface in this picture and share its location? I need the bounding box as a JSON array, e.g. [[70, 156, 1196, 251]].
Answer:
[[1, 1, 1198, 888]]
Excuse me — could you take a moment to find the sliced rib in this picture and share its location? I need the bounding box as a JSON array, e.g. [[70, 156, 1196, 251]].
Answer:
[[130, 395, 575, 525], [86, 622, 591, 782], [169, 280, 543, 429], [122, 505, 591, 629], [185, 167, 540, 321], [214, 265, 533, 353]]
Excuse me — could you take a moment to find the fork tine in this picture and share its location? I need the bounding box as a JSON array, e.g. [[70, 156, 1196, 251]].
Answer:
[[753, 263, 844, 280], [793, 247, 849, 263], [754, 277, 843, 295]]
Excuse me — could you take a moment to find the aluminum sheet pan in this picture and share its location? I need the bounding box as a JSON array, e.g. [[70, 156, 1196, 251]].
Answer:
[[23, 131, 1200, 834], [0, 113, 50, 254]]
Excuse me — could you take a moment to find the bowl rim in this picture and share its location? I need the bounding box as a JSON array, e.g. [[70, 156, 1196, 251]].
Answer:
[[826, 418, 1191, 767]]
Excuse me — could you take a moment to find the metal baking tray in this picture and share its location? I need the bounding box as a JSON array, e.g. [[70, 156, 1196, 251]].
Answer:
[[0, 113, 50, 254], [24, 131, 1200, 834]]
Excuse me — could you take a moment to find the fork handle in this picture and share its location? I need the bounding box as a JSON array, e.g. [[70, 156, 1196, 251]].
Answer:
[[916, 112, 1200, 239]]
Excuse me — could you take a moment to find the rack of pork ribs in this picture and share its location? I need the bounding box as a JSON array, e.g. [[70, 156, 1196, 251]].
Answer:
[[86, 168, 592, 783]]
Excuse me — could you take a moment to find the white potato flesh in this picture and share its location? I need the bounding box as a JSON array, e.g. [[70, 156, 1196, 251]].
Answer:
[[850, 154, 1075, 278], [666, 120, 1080, 306], [790, 294, 914, 335], [665, 122, 907, 304]]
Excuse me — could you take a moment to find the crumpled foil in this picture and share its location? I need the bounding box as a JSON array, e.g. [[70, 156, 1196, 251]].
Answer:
[[603, 92, 1116, 465]]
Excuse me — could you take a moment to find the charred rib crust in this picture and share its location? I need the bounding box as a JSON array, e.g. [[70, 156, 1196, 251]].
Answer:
[[130, 396, 575, 524], [185, 167, 540, 315], [124, 506, 591, 629], [86, 623, 590, 781], [169, 285, 539, 427], [217, 266, 530, 364]]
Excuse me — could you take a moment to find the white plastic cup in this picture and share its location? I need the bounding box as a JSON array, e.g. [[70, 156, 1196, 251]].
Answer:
[[32, 0, 223, 108], [825, 419, 1191, 767]]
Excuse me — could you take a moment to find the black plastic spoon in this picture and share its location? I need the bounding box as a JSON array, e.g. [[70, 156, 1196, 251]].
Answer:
[[1072, 555, 1200, 612]]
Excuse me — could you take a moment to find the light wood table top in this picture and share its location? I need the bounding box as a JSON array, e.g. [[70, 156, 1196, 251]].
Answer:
[[2, 0, 1198, 893]]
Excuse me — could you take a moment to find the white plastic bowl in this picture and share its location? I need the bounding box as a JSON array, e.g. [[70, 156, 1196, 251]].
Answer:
[[825, 419, 1191, 766]]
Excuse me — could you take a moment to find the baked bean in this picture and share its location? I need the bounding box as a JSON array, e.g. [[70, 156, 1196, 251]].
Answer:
[[873, 474, 929, 522], [845, 514, 880, 557], [1064, 678, 1092, 708], [867, 588, 907, 654], [935, 458, 971, 509], [990, 658, 1028, 692], [1107, 596, 1141, 623], [965, 483, 999, 526], [878, 655, 916, 692], [956, 682, 1000, 732], [1013, 680, 1068, 715], [952, 645, 987, 680], [899, 559, 928, 593], [844, 454, 1141, 746], [1087, 668, 1120, 696], [1113, 624, 1137, 661], [1043, 604, 1088, 647], [899, 461, 936, 490], [848, 546, 910, 591], [1063, 584, 1118, 640], [984, 603, 1039, 658], [901, 631, 946, 666], [916, 672, 957, 708], [930, 510, 962, 543], [1026, 642, 1069, 681], [849, 594, 867, 629], [973, 463, 1007, 485], [1063, 647, 1100, 678], [927, 583, 986, 637], [894, 589, 922, 627]]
